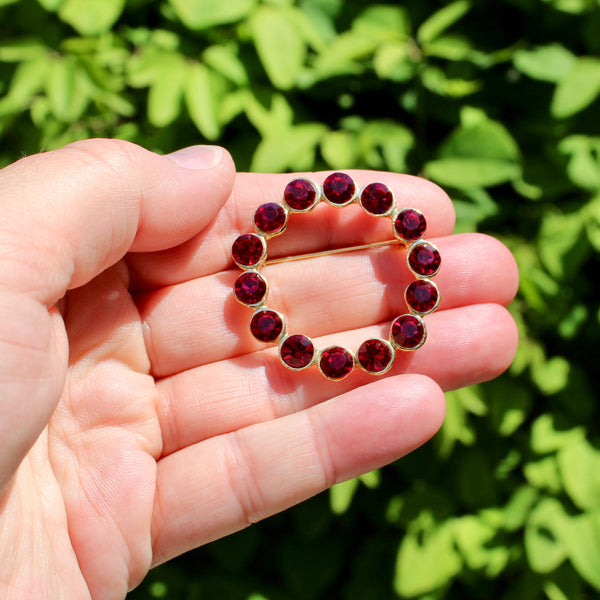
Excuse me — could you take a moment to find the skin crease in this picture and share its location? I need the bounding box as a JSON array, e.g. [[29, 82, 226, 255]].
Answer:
[[0, 139, 519, 600]]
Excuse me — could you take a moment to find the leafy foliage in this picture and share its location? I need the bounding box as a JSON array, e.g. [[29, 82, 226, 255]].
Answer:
[[1, 0, 599, 598]]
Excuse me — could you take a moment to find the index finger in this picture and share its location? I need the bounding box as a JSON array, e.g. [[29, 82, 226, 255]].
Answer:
[[128, 171, 456, 289]]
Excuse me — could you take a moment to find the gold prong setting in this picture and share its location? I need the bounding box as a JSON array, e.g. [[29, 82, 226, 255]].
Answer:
[[231, 173, 442, 380]]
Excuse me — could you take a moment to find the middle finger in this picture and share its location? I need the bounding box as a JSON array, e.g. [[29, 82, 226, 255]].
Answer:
[[138, 232, 516, 377]]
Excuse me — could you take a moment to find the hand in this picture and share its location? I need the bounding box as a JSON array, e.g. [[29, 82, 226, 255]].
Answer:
[[0, 139, 518, 599]]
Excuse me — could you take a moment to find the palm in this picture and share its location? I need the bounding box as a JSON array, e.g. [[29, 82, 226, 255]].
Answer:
[[7, 265, 159, 598], [0, 163, 518, 600]]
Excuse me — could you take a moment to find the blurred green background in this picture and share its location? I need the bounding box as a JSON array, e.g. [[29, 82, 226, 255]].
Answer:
[[1, 0, 599, 598]]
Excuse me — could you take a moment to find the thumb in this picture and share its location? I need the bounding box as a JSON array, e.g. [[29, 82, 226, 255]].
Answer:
[[0, 138, 235, 492], [1, 138, 235, 303]]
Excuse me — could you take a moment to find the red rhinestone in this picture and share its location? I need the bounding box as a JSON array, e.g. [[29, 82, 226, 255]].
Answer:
[[408, 242, 441, 277], [391, 315, 426, 350], [360, 183, 394, 215], [284, 179, 318, 211], [280, 334, 314, 369], [357, 339, 394, 374], [405, 280, 439, 313], [234, 272, 267, 306], [394, 209, 426, 241], [319, 346, 354, 380], [232, 233, 265, 267], [254, 202, 287, 234], [250, 309, 284, 342], [323, 172, 356, 206]]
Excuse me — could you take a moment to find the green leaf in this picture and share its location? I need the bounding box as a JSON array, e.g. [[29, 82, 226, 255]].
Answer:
[[524, 457, 563, 493], [58, 0, 126, 36], [494, 449, 522, 481], [395, 523, 462, 596], [352, 4, 411, 38], [243, 90, 293, 137], [359, 469, 380, 489], [425, 158, 521, 189], [168, 0, 256, 30], [525, 498, 568, 573], [296, 0, 338, 49], [0, 56, 49, 116], [436, 388, 476, 457], [558, 304, 588, 339], [0, 39, 46, 62], [29, 96, 50, 128], [417, 0, 471, 44], [373, 42, 414, 82], [453, 515, 509, 575], [551, 57, 600, 118], [358, 120, 414, 172], [452, 188, 499, 231], [546, 0, 597, 14], [36, 0, 64, 10], [127, 43, 181, 89], [97, 91, 135, 117], [184, 63, 224, 140], [424, 34, 474, 61], [283, 5, 329, 53], [251, 123, 326, 172], [559, 135, 600, 190], [421, 65, 482, 97], [513, 44, 576, 82], [531, 355, 570, 395], [148, 581, 167, 598], [531, 413, 585, 454], [147, 55, 186, 127], [502, 486, 539, 532], [425, 118, 521, 189], [563, 512, 600, 590], [321, 130, 358, 169], [538, 209, 586, 279], [203, 45, 248, 86], [311, 31, 380, 79], [219, 89, 248, 125], [46, 57, 90, 122], [330, 477, 359, 515], [543, 581, 571, 600], [557, 439, 600, 510], [586, 199, 600, 251], [249, 6, 306, 90], [455, 385, 487, 416], [487, 378, 531, 437]]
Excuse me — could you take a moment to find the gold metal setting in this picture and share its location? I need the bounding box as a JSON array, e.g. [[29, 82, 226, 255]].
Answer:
[[231, 173, 442, 380]]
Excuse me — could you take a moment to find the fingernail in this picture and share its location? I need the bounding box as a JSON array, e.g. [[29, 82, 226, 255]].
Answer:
[[166, 145, 223, 169]]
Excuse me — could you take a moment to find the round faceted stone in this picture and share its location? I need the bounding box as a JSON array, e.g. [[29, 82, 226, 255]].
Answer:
[[394, 209, 427, 241], [280, 334, 315, 370], [284, 178, 318, 211], [319, 346, 354, 380], [360, 183, 394, 215], [234, 271, 267, 306], [232, 233, 265, 267], [357, 338, 394, 374], [250, 309, 284, 342], [254, 202, 287, 235], [405, 280, 439, 314], [323, 172, 356, 206], [408, 242, 441, 277], [391, 314, 426, 350]]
